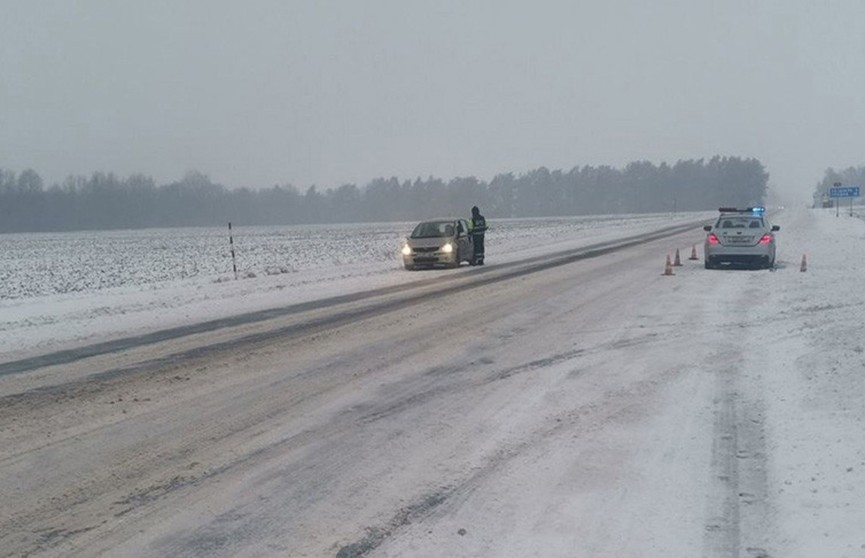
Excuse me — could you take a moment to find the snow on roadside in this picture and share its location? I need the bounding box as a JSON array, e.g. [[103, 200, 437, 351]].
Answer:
[[754, 207, 865, 557]]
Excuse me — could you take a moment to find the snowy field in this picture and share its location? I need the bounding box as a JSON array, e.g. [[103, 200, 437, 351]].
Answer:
[[0, 212, 712, 361]]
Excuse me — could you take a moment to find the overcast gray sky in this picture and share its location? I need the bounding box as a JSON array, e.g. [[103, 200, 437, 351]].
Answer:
[[2, 0, 864, 202]]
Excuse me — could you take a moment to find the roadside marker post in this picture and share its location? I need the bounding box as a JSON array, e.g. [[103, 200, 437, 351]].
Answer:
[[229, 222, 238, 280]]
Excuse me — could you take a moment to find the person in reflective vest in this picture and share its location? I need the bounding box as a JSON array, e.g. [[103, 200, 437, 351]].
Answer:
[[469, 205, 487, 265]]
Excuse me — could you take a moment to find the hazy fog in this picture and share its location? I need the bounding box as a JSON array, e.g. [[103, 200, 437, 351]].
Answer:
[[2, 0, 864, 202]]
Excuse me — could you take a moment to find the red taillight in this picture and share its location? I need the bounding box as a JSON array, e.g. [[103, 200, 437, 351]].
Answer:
[[707, 233, 720, 245], [758, 234, 772, 245]]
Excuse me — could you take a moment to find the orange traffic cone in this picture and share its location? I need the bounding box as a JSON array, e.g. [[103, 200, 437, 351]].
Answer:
[[663, 254, 675, 276], [673, 249, 683, 266], [800, 254, 807, 272], [689, 245, 699, 260]]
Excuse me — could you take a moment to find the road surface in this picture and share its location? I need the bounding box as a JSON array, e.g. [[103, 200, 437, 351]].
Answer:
[[0, 214, 844, 557]]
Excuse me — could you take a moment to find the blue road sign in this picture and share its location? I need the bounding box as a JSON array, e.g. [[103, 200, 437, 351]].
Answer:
[[829, 186, 860, 198]]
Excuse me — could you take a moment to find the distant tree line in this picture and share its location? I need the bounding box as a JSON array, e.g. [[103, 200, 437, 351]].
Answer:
[[0, 156, 768, 233]]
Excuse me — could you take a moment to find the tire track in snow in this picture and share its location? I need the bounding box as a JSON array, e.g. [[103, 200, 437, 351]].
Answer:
[[702, 349, 771, 558]]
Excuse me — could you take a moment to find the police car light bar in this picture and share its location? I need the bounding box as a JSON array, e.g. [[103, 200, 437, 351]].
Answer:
[[718, 206, 766, 215]]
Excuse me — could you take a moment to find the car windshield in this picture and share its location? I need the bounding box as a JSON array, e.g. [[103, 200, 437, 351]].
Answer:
[[718, 217, 763, 229], [411, 221, 454, 238]]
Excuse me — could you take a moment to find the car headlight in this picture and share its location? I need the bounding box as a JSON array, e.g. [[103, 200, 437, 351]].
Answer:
[[401, 244, 412, 256], [441, 242, 454, 253]]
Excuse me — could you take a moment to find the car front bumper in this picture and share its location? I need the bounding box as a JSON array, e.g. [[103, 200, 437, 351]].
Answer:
[[403, 252, 458, 267]]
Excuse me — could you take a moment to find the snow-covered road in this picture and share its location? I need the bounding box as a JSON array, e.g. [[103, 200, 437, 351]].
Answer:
[[1, 207, 863, 557]]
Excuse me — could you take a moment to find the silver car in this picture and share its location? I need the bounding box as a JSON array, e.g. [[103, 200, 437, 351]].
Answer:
[[401, 219, 475, 270], [703, 207, 779, 269]]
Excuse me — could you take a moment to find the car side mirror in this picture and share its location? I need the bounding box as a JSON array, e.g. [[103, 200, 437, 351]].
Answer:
[[771, 225, 780, 231], [703, 225, 712, 232]]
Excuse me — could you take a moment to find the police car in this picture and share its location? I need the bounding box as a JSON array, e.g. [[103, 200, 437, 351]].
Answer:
[[703, 207, 779, 269]]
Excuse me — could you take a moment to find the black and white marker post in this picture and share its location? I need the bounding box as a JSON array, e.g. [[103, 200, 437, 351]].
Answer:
[[229, 222, 238, 280]]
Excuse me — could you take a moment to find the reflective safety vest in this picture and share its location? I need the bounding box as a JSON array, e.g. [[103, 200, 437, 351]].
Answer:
[[470, 215, 487, 236]]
